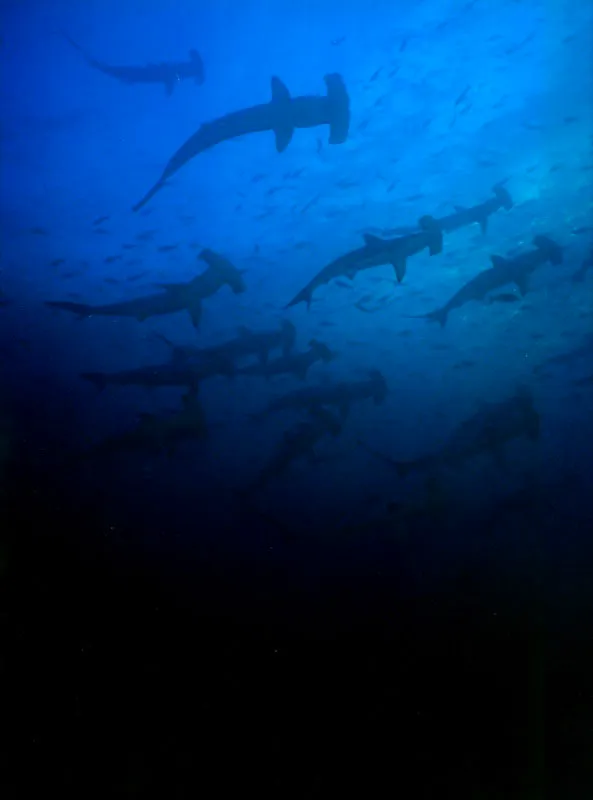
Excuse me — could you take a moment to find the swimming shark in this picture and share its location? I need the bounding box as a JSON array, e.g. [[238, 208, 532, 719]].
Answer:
[[245, 406, 342, 494], [132, 73, 350, 211], [408, 235, 563, 327], [374, 184, 513, 238], [285, 215, 443, 310], [155, 319, 297, 365], [61, 32, 204, 95], [81, 350, 235, 395], [45, 248, 246, 329], [436, 183, 513, 234], [78, 393, 209, 461], [359, 385, 540, 477], [252, 369, 388, 419], [238, 339, 337, 380]]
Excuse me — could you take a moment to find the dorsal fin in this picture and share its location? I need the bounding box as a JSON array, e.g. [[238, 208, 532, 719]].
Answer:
[[363, 233, 383, 248], [271, 76, 291, 102]]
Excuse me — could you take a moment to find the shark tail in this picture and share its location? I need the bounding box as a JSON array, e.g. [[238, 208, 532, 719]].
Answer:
[[81, 372, 107, 393], [132, 179, 167, 213], [45, 300, 93, 319], [285, 285, 314, 311], [407, 307, 448, 328], [357, 439, 414, 478]]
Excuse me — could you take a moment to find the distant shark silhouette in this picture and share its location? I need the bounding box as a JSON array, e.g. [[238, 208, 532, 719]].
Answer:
[[45, 248, 245, 329], [359, 385, 540, 476], [132, 74, 350, 212], [61, 32, 204, 95], [436, 183, 513, 234], [238, 339, 337, 381], [286, 216, 442, 310], [252, 370, 388, 420], [408, 235, 563, 328]]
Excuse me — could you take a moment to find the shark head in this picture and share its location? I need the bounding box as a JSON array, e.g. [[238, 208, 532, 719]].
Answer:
[[532, 235, 563, 265], [309, 339, 337, 363], [493, 184, 514, 211]]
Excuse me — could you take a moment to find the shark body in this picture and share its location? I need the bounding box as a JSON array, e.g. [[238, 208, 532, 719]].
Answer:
[[253, 370, 388, 419], [46, 249, 245, 329], [360, 386, 540, 477], [286, 216, 442, 310], [238, 340, 336, 380], [409, 235, 563, 327], [132, 74, 350, 211], [62, 32, 204, 95]]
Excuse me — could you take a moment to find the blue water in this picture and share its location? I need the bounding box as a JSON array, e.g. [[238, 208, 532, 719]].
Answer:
[[2, 2, 593, 793]]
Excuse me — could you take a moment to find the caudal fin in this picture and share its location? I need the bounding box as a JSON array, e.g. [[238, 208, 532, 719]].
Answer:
[[81, 372, 107, 393], [45, 300, 93, 319], [285, 285, 313, 310], [132, 179, 167, 213], [407, 306, 448, 328]]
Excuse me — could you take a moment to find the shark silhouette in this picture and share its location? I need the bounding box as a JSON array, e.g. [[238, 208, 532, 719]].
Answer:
[[408, 235, 563, 328], [252, 370, 388, 420], [437, 183, 513, 234], [238, 340, 337, 381], [132, 74, 350, 212], [61, 32, 204, 95], [359, 385, 540, 477], [286, 216, 442, 310], [45, 249, 245, 329]]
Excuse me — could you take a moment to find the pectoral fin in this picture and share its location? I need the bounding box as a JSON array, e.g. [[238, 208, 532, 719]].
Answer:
[[188, 300, 202, 329], [514, 275, 529, 297], [274, 124, 294, 153], [392, 257, 407, 283]]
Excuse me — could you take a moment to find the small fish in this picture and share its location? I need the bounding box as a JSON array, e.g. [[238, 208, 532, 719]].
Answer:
[[335, 279, 353, 289], [455, 85, 470, 106], [452, 359, 476, 370], [50, 258, 65, 267], [29, 227, 49, 236], [251, 173, 267, 183], [93, 215, 109, 226], [121, 243, 136, 250], [136, 230, 157, 242], [93, 228, 109, 235], [127, 271, 149, 282], [563, 116, 578, 124], [104, 277, 120, 285], [405, 193, 424, 202], [369, 67, 383, 82], [331, 35, 346, 46], [157, 244, 178, 252], [104, 255, 121, 264]]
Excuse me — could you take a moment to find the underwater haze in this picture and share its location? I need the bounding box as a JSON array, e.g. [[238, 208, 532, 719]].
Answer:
[[2, 0, 593, 795]]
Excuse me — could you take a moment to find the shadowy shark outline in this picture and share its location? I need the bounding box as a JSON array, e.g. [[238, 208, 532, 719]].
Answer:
[[132, 73, 350, 211], [408, 235, 563, 327], [45, 249, 245, 329], [286, 215, 443, 310], [61, 32, 204, 95]]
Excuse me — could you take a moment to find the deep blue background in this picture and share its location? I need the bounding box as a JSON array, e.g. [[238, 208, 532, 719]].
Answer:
[[2, 1, 592, 796]]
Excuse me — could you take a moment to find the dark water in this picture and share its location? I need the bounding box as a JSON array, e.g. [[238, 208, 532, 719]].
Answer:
[[2, 1, 592, 796]]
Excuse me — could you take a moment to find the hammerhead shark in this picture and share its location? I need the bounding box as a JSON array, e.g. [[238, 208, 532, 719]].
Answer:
[[78, 393, 209, 461], [81, 350, 235, 395], [238, 339, 337, 381], [45, 248, 246, 329], [61, 32, 204, 95], [376, 184, 513, 238], [408, 234, 563, 327], [359, 385, 540, 477], [252, 369, 388, 420], [286, 215, 443, 310], [132, 73, 350, 211], [155, 320, 297, 365], [245, 407, 342, 494], [436, 183, 513, 234]]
